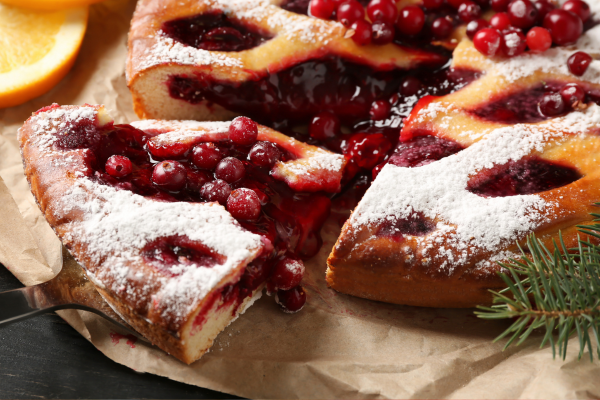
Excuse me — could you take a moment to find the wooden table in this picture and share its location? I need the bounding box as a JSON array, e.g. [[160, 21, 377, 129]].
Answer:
[[0, 264, 239, 399]]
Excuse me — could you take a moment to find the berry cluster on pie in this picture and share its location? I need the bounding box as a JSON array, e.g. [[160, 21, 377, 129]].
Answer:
[[18, 104, 345, 363], [20, 0, 600, 363]]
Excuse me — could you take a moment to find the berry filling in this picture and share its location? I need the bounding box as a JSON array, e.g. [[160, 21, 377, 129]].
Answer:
[[161, 12, 271, 52], [376, 212, 436, 240], [467, 157, 582, 197]]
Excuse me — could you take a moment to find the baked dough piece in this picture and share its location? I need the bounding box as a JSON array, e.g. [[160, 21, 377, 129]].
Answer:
[[327, 28, 600, 308], [126, 0, 446, 121], [19, 104, 345, 363]]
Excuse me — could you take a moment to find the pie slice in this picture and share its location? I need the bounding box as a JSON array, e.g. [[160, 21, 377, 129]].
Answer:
[[326, 33, 600, 308], [19, 104, 345, 364]]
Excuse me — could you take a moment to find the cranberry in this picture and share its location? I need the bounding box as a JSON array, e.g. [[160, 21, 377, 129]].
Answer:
[[215, 157, 246, 183], [337, 0, 365, 26], [270, 256, 305, 291], [397, 6, 425, 35], [229, 116, 258, 146], [350, 19, 372, 45], [309, 0, 336, 19], [539, 92, 565, 116], [400, 76, 422, 96], [490, 12, 512, 31], [526, 27, 552, 52], [370, 100, 392, 120], [491, 0, 510, 11], [105, 155, 132, 178], [226, 188, 262, 221], [568, 51, 593, 76], [448, 0, 468, 8], [458, 1, 482, 22], [466, 18, 490, 39], [367, 0, 398, 23], [543, 9, 583, 46], [534, 0, 555, 23], [371, 20, 395, 44], [507, 0, 538, 29], [502, 29, 526, 57], [191, 142, 223, 170], [473, 28, 502, 56], [423, 0, 444, 9], [186, 170, 211, 193], [562, 0, 590, 22], [345, 133, 391, 169], [152, 161, 187, 191], [276, 286, 307, 313], [432, 17, 454, 39], [248, 141, 281, 167], [200, 179, 231, 204], [560, 83, 585, 106], [309, 111, 341, 140]]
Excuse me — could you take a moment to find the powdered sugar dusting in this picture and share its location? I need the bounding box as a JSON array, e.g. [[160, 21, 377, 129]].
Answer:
[[353, 104, 600, 272], [131, 119, 231, 134]]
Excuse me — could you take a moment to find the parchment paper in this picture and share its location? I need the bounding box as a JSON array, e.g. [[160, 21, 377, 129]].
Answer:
[[0, 0, 599, 398]]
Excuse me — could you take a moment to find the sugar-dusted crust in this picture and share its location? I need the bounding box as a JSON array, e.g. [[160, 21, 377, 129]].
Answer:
[[126, 0, 447, 120], [327, 26, 600, 308], [18, 105, 345, 363]]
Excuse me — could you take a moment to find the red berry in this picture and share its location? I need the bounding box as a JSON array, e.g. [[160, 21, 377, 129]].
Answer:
[[423, 0, 444, 9], [215, 157, 246, 183], [400, 76, 422, 96], [432, 17, 454, 39], [248, 141, 281, 167], [370, 100, 392, 120], [309, 111, 341, 140], [229, 116, 258, 146], [507, 0, 538, 29], [226, 188, 262, 221], [309, 0, 336, 19], [502, 29, 526, 57], [473, 28, 502, 56], [458, 1, 482, 22], [105, 155, 132, 178], [539, 92, 565, 116], [491, 0, 510, 11], [191, 142, 222, 170], [367, 0, 398, 23], [337, 0, 365, 26], [350, 19, 372, 45], [372, 162, 386, 179], [490, 12, 512, 31], [560, 83, 585, 106], [534, 0, 555, 24], [568, 51, 593, 76], [543, 9, 583, 46], [152, 161, 187, 191], [270, 256, 305, 291], [526, 27, 552, 52], [448, 0, 468, 8], [466, 18, 490, 39], [562, 0, 591, 22], [345, 133, 391, 169], [371, 20, 395, 44], [397, 6, 425, 35], [276, 286, 307, 313], [200, 179, 231, 204], [186, 170, 212, 193]]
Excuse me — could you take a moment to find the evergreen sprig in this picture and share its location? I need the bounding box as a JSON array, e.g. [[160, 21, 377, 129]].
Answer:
[[475, 212, 600, 361]]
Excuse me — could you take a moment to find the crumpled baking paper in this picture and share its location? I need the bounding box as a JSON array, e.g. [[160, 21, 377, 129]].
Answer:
[[0, 0, 599, 398]]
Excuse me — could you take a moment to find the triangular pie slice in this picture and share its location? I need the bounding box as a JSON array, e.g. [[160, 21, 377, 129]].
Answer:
[[327, 35, 600, 308], [19, 104, 345, 364]]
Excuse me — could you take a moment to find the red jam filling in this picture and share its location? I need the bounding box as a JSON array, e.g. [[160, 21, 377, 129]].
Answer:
[[161, 12, 272, 52], [467, 156, 582, 197], [387, 133, 465, 168], [376, 212, 435, 240]]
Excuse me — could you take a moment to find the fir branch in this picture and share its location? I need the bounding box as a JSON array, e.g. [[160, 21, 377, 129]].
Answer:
[[475, 219, 600, 361]]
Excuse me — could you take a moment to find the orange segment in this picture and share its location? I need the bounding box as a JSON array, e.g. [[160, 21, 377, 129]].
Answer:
[[0, 0, 103, 11], [0, 4, 88, 109]]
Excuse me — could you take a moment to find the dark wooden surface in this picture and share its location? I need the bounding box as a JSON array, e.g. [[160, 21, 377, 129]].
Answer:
[[0, 265, 240, 399]]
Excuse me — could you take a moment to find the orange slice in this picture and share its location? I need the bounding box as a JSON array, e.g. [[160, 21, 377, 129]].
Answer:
[[0, 4, 88, 109], [0, 0, 103, 11]]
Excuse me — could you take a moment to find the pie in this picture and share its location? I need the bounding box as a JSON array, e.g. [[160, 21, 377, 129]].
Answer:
[[18, 104, 345, 363]]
